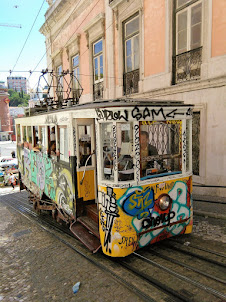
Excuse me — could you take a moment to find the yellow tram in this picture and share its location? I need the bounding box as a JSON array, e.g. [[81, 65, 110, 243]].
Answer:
[[15, 99, 193, 257]]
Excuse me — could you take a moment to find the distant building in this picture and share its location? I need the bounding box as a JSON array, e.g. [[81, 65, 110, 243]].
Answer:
[[9, 107, 25, 141], [7, 76, 27, 94], [0, 82, 12, 141]]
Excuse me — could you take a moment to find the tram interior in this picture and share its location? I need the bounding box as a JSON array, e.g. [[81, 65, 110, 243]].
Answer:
[[102, 120, 182, 181]]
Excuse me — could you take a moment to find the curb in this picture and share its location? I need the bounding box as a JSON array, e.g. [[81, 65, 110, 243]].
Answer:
[[194, 210, 226, 220]]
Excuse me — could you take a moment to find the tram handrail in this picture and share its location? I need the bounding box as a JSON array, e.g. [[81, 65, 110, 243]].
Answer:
[[80, 151, 95, 185]]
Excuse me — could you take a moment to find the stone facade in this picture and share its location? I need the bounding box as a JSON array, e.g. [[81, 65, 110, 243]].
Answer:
[[40, 0, 226, 196], [0, 82, 11, 141]]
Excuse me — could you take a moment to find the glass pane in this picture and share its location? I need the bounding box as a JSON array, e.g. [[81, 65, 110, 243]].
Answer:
[[191, 23, 201, 49], [178, 30, 187, 53], [73, 55, 79, 67], [126, 57, 132, 72], [125, 16, 139, 37], [117, 123, 134, 182], [100, 67, 103, 79], [126, 39, 132, 56], [139, 121, 182, 179], [27, 126, 32, 143], [78, 125, 92, 166], [23, 126, 27, 142], [94, 40, 102, 55], [94, 58, 99, 81], [177, 0, 190, 8], [64, 128, 68, 161], [73, 68, 79, 88], [57, 65, 62, 74], [17, 125, 21, 143], [100, 55, 103, 68], [60, 128, 64, 161], [191, 3, 202, 26], [102, 123, 114, 181], [33, 126, 38, 146], [186, 119, 190, 172], [134, 35, 139, 69], [178, 11, 187, 32]]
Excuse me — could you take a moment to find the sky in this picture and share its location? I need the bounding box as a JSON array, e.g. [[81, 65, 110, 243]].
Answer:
[[0, 0, 49, 91]]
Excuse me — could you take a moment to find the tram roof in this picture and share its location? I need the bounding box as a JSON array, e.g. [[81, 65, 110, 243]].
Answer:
[[22, 98, 194, 118]]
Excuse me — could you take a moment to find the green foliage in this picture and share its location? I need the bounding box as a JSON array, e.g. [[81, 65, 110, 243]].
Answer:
[[8, 89, 29, 107]]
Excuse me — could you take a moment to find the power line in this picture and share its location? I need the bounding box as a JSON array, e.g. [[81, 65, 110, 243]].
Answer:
[[11, 0, 46, 72], [30, 0, 136, 91], [29, 0, 85, 79]]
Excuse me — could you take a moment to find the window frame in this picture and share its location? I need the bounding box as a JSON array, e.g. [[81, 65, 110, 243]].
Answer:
[[58, 125, 69, 163], [72, 54, 80, 90], [175, 0, 202, 55], [93, 39, 103, 84], [123, 14, 140, 73]]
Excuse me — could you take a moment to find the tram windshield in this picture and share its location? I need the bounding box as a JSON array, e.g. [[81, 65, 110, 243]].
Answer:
[[139, 120, 182, 179], [101, 120, 182, 182]]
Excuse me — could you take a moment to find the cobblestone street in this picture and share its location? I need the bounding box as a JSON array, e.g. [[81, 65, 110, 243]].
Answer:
[[0, 196, 143, 302], [1, 189, 225, 302]]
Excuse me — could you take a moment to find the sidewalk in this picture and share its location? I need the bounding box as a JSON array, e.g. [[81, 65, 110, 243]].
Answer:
[[193, 193, 226, 220]]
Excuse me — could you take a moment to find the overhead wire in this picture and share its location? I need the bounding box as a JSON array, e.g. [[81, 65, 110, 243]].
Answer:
[[29, 0, 136, 90], [5, 0, 136, 91], [11, 0, 46, 73]]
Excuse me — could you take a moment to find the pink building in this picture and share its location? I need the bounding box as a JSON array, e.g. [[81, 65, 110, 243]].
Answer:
[[0, 82, 12, 141], [40, 0, 226, 196]]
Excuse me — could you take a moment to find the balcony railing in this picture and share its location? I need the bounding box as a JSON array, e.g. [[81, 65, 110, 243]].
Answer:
[[93, 81, 104, 101], [172, 47, 202, 85], [123, 69, 139, 95]]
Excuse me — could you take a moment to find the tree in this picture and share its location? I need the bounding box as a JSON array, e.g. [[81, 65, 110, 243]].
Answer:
[[8, 89, 29, 107]]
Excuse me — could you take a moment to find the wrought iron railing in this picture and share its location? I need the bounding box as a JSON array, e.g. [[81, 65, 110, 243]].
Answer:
[[93, 81, 104, 101], [172, 47, 202, 84], [123, 69, 139, 95]]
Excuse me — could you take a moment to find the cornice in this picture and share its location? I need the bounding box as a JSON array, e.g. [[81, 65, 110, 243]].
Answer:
[[136, 75, 226, 99]]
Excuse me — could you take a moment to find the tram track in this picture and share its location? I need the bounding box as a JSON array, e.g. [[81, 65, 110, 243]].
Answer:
[[1, 192, 226, 302]]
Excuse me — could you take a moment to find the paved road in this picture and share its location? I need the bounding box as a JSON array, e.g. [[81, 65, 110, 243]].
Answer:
[[0, 141, 16, 158]]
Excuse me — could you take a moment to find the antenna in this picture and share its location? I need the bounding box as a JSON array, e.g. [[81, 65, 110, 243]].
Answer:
[[0, 23, 22, 28]]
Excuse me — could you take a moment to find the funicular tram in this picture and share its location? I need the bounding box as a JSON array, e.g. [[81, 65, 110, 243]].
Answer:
[[15, 72, 193, 257]]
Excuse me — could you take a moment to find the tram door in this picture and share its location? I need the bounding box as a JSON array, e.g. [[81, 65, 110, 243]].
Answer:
[[75, 119, 97, 202]]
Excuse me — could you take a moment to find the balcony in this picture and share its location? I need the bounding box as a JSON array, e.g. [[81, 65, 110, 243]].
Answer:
[[123, 69, 139, 95], [172, 47, 202, 85]]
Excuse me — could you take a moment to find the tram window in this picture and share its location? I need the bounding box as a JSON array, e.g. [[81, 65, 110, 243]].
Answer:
[[101, 123, 114, 180], [117, 123, 134, 181], [16, 125, 21, 143], [33, 126, 39, 148], [78, 125, 92, 167], [139, 121, 182, 179], [186, 119, 190, 172], [47, 126, 56, 156], [40, 126, 47, 151], [27, 126, 32, 144], [22, 126, 27, 142], [59, 126, 69, 162]]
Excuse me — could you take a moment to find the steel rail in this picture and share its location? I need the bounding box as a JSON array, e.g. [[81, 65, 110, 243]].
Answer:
[[162, 242, 226, 268], [1, 197, 155, 302], [193, 199, 226, 205], [149, 249, 226, 285], [133, 252, 226, 301], [169, 238, 226, 258]]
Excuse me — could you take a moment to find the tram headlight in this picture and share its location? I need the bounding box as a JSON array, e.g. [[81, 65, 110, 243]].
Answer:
[[159, 194, 171, 211]]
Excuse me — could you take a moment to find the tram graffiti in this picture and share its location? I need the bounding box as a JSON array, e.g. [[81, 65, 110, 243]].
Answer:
[[99, 187, 120, 254], [98, 177, 191, 256], [20, 147, 74, 214]]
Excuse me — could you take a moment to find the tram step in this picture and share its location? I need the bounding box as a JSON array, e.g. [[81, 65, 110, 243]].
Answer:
[[70, 222, 101, 253], [85, 204, 99, 224], [77, 216, 99, 238]]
